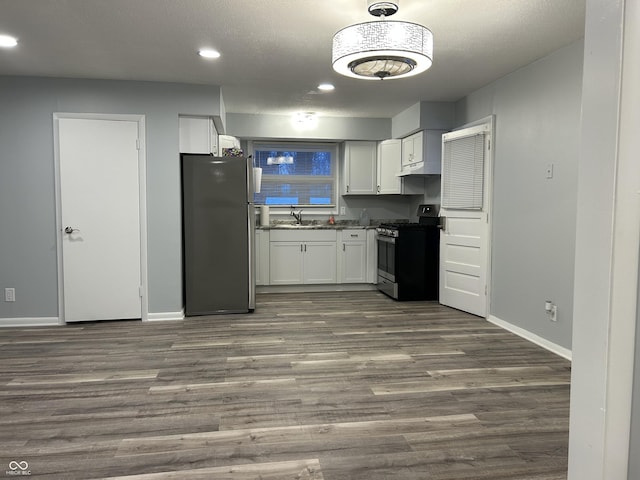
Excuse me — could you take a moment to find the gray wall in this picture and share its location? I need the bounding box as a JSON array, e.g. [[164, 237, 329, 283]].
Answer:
[[455, 40, 584, 350], [227, 113, 391, 141], [391, 101, 455, 138], [0, 77, 223, 320], [631, 260, 640, 477]]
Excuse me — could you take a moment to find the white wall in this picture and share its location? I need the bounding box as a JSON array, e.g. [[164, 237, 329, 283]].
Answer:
[[455, 40, 584, 350], [568, 0, 640, 477]]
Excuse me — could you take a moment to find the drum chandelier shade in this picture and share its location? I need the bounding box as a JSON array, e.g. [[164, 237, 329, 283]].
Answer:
[[331, 1, 433, 80]]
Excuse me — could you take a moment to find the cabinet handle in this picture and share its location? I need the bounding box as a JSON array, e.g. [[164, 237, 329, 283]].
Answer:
[[300, 244, 303, 252], [304, 244, 307, 252], [377, 185, 380, 192], [350, 234, 358, 238], [343, 244, 345, 251], [346, 185, 350, 193]]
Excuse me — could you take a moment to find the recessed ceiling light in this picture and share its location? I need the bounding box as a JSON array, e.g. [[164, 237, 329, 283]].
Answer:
[[198, 49, 221, 59], [0, 35, 18, 48], [318, 83, 335, 91]]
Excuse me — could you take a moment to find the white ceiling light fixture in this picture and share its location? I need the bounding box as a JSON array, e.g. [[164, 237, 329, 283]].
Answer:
[[198, 48, 220, 59], [292, 112, 318, 130], [332, 0, 433, 80], [318, 83, 335, 91], [0, 34, 18, 48]]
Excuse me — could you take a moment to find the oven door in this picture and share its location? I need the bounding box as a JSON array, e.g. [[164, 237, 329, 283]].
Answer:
[[377, 234, 396, 282]]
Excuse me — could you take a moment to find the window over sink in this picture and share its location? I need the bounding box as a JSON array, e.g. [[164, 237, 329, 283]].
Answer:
[[252, 142, 338, 208]]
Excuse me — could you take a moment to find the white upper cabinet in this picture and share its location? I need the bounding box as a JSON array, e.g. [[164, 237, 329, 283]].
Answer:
[[377, 139, 402, 194], [402, 131, 423, 169], [343, 141, 377, 195], [400, 130, 447, 175], [179, 116, 218, 155], [343, 139, 423, 196], [377, 139, 424, 195]]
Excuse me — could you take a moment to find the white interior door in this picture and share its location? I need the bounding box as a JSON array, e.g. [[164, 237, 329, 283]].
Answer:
[[439, 123, 492, 317], [58, 117, 142, 322]]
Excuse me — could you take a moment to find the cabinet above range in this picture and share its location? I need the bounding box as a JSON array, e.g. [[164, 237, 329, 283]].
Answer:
[[398, 130, 448, 176]]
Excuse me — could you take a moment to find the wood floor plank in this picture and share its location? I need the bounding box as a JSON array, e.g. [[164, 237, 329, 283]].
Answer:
[[0, 291, 571, 479], [102, 458, 324, 480]]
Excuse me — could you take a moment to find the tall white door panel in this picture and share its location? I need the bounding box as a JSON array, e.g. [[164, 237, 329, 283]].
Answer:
[[58, 118, 142, 322], [439, 123, 492, 317]]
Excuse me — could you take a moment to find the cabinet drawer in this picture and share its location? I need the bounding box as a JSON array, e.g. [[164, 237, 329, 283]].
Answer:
[[340, 229, 367, 242]]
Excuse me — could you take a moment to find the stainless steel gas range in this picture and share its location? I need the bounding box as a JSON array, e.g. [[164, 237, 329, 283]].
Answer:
[[376, 204, 440, 301]]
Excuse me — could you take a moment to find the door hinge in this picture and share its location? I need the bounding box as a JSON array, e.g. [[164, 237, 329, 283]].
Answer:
[[136, 139, 140, 150], [487, 139, 491, 150]]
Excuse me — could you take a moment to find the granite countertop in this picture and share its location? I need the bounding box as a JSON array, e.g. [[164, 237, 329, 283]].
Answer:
[[257, 223, 375, 231], [257, 219, 407, 230]]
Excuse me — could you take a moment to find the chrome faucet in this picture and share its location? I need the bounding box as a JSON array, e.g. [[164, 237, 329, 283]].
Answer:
[[290, 206, 303, 224]]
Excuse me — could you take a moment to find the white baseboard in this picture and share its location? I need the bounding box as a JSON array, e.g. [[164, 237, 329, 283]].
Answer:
[[0, 317, 61, 327], [488, 315, 572, 361], [257, 284, 377, 294], [145, 310, 184, 322]]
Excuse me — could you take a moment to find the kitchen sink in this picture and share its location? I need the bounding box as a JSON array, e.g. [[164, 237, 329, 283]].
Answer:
[[272, 224, 322, 229]]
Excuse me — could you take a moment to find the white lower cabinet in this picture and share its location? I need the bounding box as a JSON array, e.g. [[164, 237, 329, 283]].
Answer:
[[366, 229, 378, 284], [269, 242, 305, 284], [255, 229, 270, 286], [339, 230, 367, 283], [269, 230, 337, 285], [303, 242, 338, 284]]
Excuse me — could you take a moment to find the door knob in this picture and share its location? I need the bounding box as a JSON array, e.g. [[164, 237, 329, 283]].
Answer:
[[64, 226, 79, 234]]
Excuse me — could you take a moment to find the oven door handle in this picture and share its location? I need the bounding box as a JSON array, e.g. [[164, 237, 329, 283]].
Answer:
[[377, 235, 396, 244]]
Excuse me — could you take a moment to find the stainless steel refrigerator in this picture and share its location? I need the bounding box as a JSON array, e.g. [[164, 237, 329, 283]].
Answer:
[[181, 154, 255, 315]]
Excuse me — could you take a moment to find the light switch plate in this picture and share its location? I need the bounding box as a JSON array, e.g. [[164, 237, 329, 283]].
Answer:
[[5, 287, 15, 302]]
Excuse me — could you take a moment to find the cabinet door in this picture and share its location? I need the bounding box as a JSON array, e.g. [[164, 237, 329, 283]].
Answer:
[[366, 229, 378, 284], [377, 139, 402, 194], [303, 242, 337, 284], [344, 141, 377, 195], [179, 116, 216, 154], [402, 131, 424, 168], [340, 241, 367, 283], [269, 242, 304, 284], [255, 230, 262, 285], [255, 230, 270, 285]]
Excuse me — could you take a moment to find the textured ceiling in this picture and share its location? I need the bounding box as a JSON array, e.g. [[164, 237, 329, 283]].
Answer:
[[0, 0, 586, 118]]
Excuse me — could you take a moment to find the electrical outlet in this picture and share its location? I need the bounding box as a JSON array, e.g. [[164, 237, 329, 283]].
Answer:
[[340, 206, 346, 216], [5, 287, 15, 302], [545, 163, 554, 179], [544, 300, 557, 322]]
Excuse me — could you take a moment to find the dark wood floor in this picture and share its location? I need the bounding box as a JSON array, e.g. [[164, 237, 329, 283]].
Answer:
[[0, 291, 570, 479]]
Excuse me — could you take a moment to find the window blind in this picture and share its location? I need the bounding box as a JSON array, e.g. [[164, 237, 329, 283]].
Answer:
[[252, 144, 337, 207], [442, 133, 485, 210]]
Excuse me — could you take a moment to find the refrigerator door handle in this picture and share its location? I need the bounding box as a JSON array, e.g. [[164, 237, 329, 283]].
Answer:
[[247, 204, 256, 311]]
